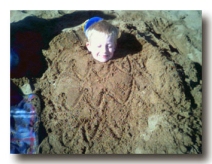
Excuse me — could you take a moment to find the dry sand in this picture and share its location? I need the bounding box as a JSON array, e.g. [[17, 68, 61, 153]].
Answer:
[[10, 10, 202, 154]]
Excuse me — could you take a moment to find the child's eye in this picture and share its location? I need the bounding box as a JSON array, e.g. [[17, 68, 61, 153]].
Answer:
[[97, 45, 101, 48]]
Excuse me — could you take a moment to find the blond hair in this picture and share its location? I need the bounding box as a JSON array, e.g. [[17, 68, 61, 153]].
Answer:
[[86, 20, 119, 42]]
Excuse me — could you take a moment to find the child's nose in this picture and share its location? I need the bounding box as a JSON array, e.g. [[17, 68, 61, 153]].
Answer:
[[100, 46, 107, 53]]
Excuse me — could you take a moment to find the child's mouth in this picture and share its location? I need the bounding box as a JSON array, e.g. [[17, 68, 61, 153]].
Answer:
[[100, 54, 109, 58]]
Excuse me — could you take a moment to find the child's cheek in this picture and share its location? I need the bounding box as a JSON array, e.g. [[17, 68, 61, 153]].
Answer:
[[93, 49, 99, 56], [110, 47, 115, 53]]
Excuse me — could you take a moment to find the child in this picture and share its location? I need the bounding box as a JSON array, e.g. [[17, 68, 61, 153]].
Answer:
[[83, 17, 119, 62]]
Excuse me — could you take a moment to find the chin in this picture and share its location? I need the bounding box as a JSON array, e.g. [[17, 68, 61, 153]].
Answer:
[[93, 54, 113, 63]]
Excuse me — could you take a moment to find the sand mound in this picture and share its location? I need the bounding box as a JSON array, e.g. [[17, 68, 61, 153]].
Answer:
[[36, 25, 201, 154]]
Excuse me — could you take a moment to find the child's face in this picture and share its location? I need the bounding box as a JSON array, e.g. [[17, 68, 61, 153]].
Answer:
[[86, 32, 116, 62]]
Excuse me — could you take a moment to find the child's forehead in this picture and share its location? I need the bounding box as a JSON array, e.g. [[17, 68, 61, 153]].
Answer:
[[89, 32, 115, 43]]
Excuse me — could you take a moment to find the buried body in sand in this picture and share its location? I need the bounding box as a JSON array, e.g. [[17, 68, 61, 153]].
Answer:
[[11, 11, 202, 154]]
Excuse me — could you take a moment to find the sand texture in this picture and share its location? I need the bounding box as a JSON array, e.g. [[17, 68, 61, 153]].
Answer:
[[10, 10, 202, 154]]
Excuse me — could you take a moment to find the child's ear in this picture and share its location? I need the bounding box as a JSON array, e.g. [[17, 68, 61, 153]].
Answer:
[[86, 42, 91, 52]]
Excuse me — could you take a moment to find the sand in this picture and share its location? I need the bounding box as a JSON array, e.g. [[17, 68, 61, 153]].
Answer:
[[10, 10, 202, 154]]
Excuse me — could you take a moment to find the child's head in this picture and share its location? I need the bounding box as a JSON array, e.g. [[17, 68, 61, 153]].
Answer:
[[84, 17, 119, 62]]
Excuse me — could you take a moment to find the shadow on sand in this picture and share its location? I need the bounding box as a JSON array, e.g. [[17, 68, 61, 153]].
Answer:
[[113, 32, 142, 60]]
